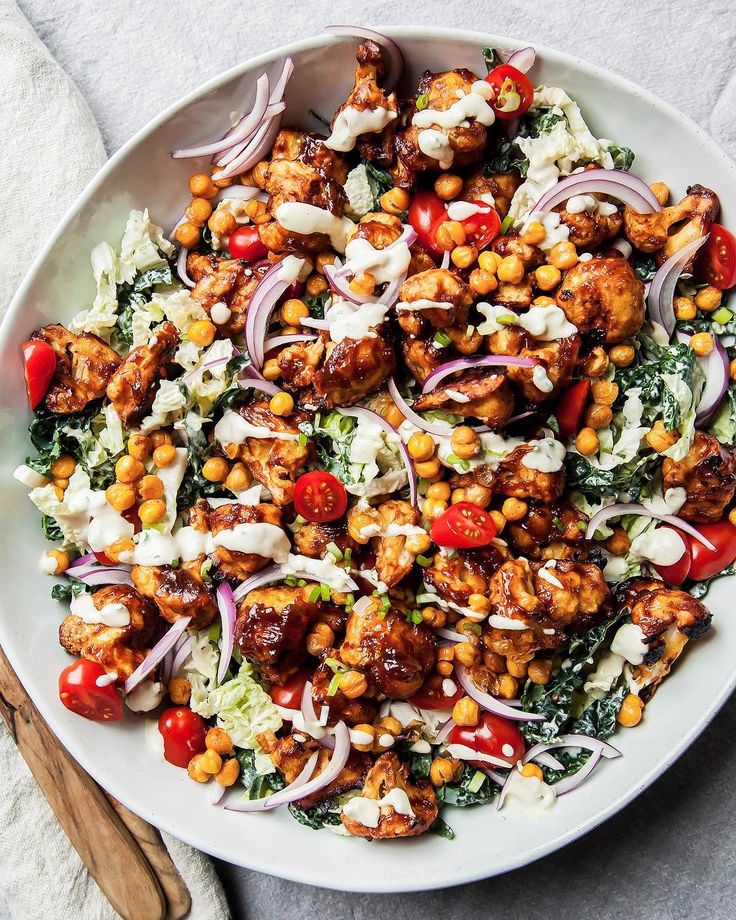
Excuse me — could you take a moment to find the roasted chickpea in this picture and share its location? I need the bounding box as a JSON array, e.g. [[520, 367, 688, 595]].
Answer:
[[469, 268, 498, 295], [451, 245, 478, 269], [520, 763, 544, 781], [152, 444, 177, 469], [139, 499, 167, 525], [429, 756, 463, 786], [115, 455, 145, 483], [478, 250, 501, 274], [617, 693, 644, 727], [306, 274, 329, 297], [591, 380, 619, 405], [189, 173, 218, 199], [105, 483, 136, 512], [138, 474, 164, 501], [435, 220, 466, 251], [408, 432, 435, 462], [269, 392, 294, 417], [549, 241, 578, 270], [340, 670, 368, 699], [452, 696, 480, 727], [583, 347, 610, 378], [694, 286, 722, 312], [262, 358, 282, 381], [690, 332, 714, 357], [379, 187, 410, 214], [214, 758, 241, 787], [186, 197, 213, 227], [522, 221, 546, 245], [44, 549, 70, 576], [585, 403, 613, 430], [176, 222, 201, 249], [674, 296, 697, 321], [497, 254, 525, 284], [50, 454, 77, 479], [206, 727, 234, 755], [168, 677, 191, 704], [202, 457, 230, 482], [575, 427, 599, 456], [415, 457, 442, 479], [450, 425, 481, 459], [208, 210, 237, 236], [501, 498, 527, 521], [433, 173, 463, 200], [423, 497, 448, 521], [150, 431, 173, 448], [306, 623, 335, 656], [281, 298, 309, 326], [351, 724, 376, 752], [646, 420, 679, 453], [497, 673, 519, 699], [649, 182, 669, 205], [506, 657, 528, 679], [224, 462, 251, 492], [609, 344, 635, 368], [527, 658, 552, 686], [421, 606, 447, 628], [454, 641, 480, 667], [535, 264, 561, 291], [127, 434, 152, 462]]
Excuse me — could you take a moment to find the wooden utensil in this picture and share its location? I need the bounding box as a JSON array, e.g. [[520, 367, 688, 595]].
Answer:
[[0, 646, 191, 920]]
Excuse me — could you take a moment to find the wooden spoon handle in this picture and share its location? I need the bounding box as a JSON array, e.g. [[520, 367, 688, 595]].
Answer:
[[0, 646, 167, 920]]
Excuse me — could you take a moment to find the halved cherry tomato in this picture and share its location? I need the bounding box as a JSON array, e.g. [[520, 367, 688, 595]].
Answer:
[[688, 520, 736, 581], [554, 379, 591, 439], [408, 189, 447, 257], [21, 339, 56, 409], [450, 711, 525, 767], [158, 706, 208, 768], [652, 526, 692, 586], [484, 64, 534, 120], [698, 224, 736, 290], [268, 669, 310, 709], [430, 501, 497, 549], [409, 672, 464, 710], [457, 199, 501, 250], [59, 659, 122, 722], [228, 225, 268, 262], [93, 551, 115, 566], [294, 471, 348, 523]]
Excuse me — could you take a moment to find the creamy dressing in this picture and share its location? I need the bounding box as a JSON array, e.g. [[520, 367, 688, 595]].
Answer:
[[70, 593, 130, 628], [521, 211, 570, 254], [610, 622, 649, 666], [487, 614, 530, 631], [274, 203, 354, 253], [95, 672, 118, 687], [417, 128, 455, 169], [537, 561, 564, 589], [446, 200, 490, 221], [442, 678, 457, 697], [281, 553, 355, 592], [125, 679, 166, 712], [642, 487, 687, 516], [532, 365, 554, 394], [322, 296, 388, 344], [214, 410, 301, 446], [630, 527, 686, 566], [503, 766, 556, 814], [343, 234, 412, 286], [277, 255, 308, 283], [476, 302, 577, 340], [39, 552, 58, 574], [412, 81, 495, 169], [565, 194, 618, 217], [87, 500, 136, 553], [349, 728, 374, 746], [358, 522, 426, 540], [341, 788, 415, 828], [583, 650, 625, 695], [210, 301, 232, 325], [522, 435, 566, 473], [396, 298, 453, 312], [444, 388, 470, 403], [325, 105, 397, 152]]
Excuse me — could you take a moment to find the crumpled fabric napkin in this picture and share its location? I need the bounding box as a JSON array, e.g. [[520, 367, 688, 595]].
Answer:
[[0, 3, 229, 917]]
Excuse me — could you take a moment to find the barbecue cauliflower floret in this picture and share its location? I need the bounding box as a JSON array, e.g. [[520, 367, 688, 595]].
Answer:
[[31, 323, 121, 415], [555, 257, 645, 344], [340, 597, 436, 698], [413, 370, 514, 428], [423, 544, 510, 609], [494, 443, 566, 503], [397, 268, 473, 331], [340, 752, 438, 838], [106, 321, 179, 426], [623, 184, 719, 264], [661, 431, 736, 523], [558, 199, 622, 249], [194, 499, 285, 580], [504, 501, 588, 561], [131, 558, 216, 629], [187, 253, 268, 337], [58, 585, 157, 680], [463, 168, 521, 218], [293, 520, 360, 560], [311, 328, 396, 408], [310, 651, 377, 726], [348, 499, 425, 587]]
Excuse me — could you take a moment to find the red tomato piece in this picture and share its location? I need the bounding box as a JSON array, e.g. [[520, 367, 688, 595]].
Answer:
[[688, 521, 736, 582], [554, 379, 591, 439], [409, 672, 464, 710], [228, 225, 267, 262], [268, 669, 310, 709], [484, 64, 534, 120], [450, 711, 525, 766], [59, 659, 122, 722], [430, 501, 497, 549], [408, 189, 447, 257], [294, 471, 348, 524], [652, 526, 692, 586], [21, 339, 56, 409], [698, 224, 736, 290], [158, 706, 208, 768], [93, 551, 115, 566], [458, 199, 502, 250]]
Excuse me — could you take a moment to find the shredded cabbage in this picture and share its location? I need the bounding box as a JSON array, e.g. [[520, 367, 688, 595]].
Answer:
[[69, 242, 119, 339]]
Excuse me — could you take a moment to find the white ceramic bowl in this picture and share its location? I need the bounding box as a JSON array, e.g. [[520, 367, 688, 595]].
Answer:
[[1, 26, 735, 893]]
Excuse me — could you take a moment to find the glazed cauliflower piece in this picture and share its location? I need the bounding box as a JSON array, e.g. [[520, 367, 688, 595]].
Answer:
[[348, 499, 425, 588], [623, 184, 719, 264], [661, 431, 736, 523], [423, 544, 510, 609], [106, 321, 179, 426], [397, 268, 473, 331], [187, 253, 269, 337], [413, 369, 515, 428], [132, 559, 217, 629], [191, 499, 285, 581]]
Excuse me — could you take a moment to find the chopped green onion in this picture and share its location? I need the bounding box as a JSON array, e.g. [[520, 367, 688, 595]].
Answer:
[[433, 330, 451, 348], [327, 672, 343, 696], [284, 575, 298, 586], [712, 306, 733, 325], [345, 593, 355, 613], [416, 92, 429, 110], [326, 542, 343, 561], [405, 608, 423, 625], [320, 583, 331, 601], [297, 579, 307, 587], [416, 554, 432, 568], [325, 657, 347, 674], [497, 313, 517, 325], [577, 520, 588, 532], [446, 453, 470, 471], [308, 585, 321, 603], [466, 324, 475, 338], [552, 516, 565, 532], [500, 214, 514, 234], [198, 558, 210, 580], [298, 433, 308, 447], [343, 547, 352, 566], [467, 770, 486, 794]]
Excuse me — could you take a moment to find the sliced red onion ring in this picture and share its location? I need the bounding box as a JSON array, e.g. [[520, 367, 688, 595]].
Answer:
[[525, 733, 621, 760], [585, 503, 716, 551], [323, 263, 364, 305], [676, 329, 730, 427], [440, 250, 450, 270], [244, 260, 293, 370], [224, 721, 350, 812], [238, 374, 280, 398], [69, 552, 97, 569], [388, 377, 453, 438], [232, 561, 358, 604], [325, 26, 404, 92], [552, 748, 603, 795], [172, 73, 271, 158], [433, 717, 456, 746], [213, 185, 264, 203], [422, 355, 535, 394], [455, 664, 545, 722], [301, 680, 319, 725], [124, 617, 191, 695], [169, 216, 196, 288], [263, 333, 317, 352], [339, 406, 417, 506], [209, 782, 228, 807], [167, 635, 194, 682], [436, 627, 465, 643], [648, 235, 710, 337], [213, 105, 285, 179], [496, 46, 536, 73], [216, 583, 236, 684], [535, 169, 661, 216], [66, 557, 134, 587], [532, 751, 565, 771], [484, 769, 507, 786]]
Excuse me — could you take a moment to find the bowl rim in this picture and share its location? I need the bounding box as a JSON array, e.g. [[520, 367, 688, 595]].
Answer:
[[2, 24, 736, 892]]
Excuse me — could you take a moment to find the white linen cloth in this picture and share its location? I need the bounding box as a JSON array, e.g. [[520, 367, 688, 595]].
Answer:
[[4, 1, 736, 919], [0, 3, 229, 918]]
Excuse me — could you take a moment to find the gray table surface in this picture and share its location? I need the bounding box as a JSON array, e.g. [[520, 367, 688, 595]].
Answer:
[[16, 1, 736, 917]]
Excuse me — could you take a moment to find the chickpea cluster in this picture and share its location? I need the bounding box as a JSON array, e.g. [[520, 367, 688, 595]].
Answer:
[[187, 726, 241, 787]]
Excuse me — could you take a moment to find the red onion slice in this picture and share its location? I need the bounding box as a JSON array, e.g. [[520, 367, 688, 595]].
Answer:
[[212, 105, 285, 180], [339, 406, 417, 506], [422, 355, 535, 394], [232, 561, 358, 604], [172, 73, 271, 159], [552, 748, 603, 796], [388, 378, 453, 438], [535, 169, 661, 216], [323, 263, 365, 304], [532, 751, 565, 771], [300, 679, 319, 725], [440, 250, 450, 270], [585, 502, 716, 551], [455, 664, 545, 722], [263, 333, 317, 352], [67, 556, 134, 587], [529, 732, 621, 760], [238, 375, 280, 398], [244, 261, 293, 370], [496, 46, 536, 73], [325, 26, 404, 92], [214, 185, 264, 203], [696, 334, 729, 426], [224, 750, 320, 813], [648, 235, 710, 337], [124, 616, 191, 695], [216, 583, 236, 684], [433, 717, 456, 746], [167, 635, 194, 683], [435, 627, 465, 643]]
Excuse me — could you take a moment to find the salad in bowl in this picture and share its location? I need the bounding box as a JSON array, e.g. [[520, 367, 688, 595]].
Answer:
[[14, 26, 736, 841]]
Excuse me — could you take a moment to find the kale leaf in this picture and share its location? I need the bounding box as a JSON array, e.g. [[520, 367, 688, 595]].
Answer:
[[51, 575, 89, 602], [633, 253, 657, 282], [306, 291, 330, 320], [483, 139, 526, 177], [429, 816, 456, 840], [436, 764, 496, 807], [42, 514, 64, 543], [571, 683, 627, 739], [288, 800, 342, 830], [116, 263, 173, 347], [481, 47, 500, 72], [237, 749, 286, 800], [606, 144, 635, 171], [408, 751, 432, 780]]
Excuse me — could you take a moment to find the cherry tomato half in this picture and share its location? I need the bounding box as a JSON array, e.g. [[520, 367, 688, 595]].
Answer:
[[228, 225, 268, 262], [450, 711, 525, 766], [698, 224, 736, 290], [158, 706, 208, 768], [430, 501, 497, 549], [554, 380, 591, 439], [457, 200, 502, 250], [59, 659, 122, 722], [652, 526, 692, 586], [93, 551, 115, 566], [484, 64, 534, 120], [268, 669, 310, 709], [408, 189, 447, 257], [294, 471, 348, 524], [409, 672, 464, 710], [21, 339, 56, 409], [688, 520, 736, 582]]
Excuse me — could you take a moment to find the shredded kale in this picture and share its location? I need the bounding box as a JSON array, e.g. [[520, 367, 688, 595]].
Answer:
[[306, 291, 330, 320], [520, 612, 627, 743], [50, 575, 89, 602], [408, 751, 432, 780], [540, 748, 591, 784], [566, 451, 656, 500], [436, 764, 496, 807], [175, 424, 226, 512], [288, 800, 342, 830], [237, 749, 286, 799], [362, 162, 395, 212], [301, 411, 358, 484], [606, 144, 635, 171], [42, 514, 64, 543], [115, 263, 173, 347], [518, 109, 564, 139], [429, 816, 456, 840], [633, 253, 657, 282], [481, 47, 500, 72], [483, 139, 526, 177], [571, 683, 627, 739]]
